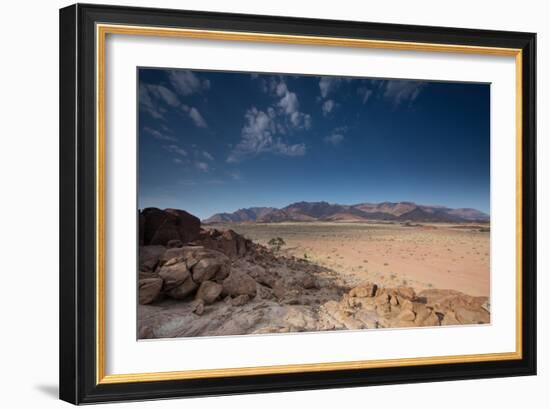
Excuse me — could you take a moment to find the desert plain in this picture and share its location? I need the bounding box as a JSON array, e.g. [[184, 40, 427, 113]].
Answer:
[[209, 221, 490, 297]]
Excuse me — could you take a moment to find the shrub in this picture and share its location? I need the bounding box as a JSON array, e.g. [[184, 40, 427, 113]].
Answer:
[[268, 237, 286, 251]]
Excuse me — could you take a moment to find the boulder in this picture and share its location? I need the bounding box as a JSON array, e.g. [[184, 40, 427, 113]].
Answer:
[[320, 301, 365, 330], [221, 229, 249, 257], [418, 289, 487, 312], [410, 304, 441, 327], [192, 299, 205, 315], [157, 262, 191, 290], [139, 270, 157, 280], [400, 298, 414, 311], [396, 286, 416, 300], [354, 310, 379, 328], [160, 246, 203, 265], [167, 276, 198, 299], [141, 208, 167, 245], [454, 306, 490, 324], [191, 253, 230, 283], [284, 308, 311, 331], [139, 213, 145, 245], [349, 283, 378, 298], [213, 265, 230, 282], [441, 311, 461, 326], [151, 223, 181, 247], [193, 228, 251, 258], [138, 277, 163, 304], [195, 281, 223, 304], [159, 246, 230, 279], [374, 293, 390, 305], [396, 309, 416, 322], [140, 207, 201, 246], [139, 245, 166, 272], [222, 270, 257, 297], [418, 311, 440, 326]]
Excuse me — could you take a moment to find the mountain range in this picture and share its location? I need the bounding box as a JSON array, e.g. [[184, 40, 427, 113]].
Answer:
[[203, 201, 489, 224]]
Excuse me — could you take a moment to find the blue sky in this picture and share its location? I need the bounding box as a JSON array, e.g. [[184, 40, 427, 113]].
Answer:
[[138, 68, 490, 220]]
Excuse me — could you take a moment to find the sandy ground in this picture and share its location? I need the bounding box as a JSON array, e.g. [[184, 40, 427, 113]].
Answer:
[[208, 222, 490, 297]]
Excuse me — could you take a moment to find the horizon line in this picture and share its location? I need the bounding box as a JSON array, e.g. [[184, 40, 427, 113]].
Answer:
[[139, 199, 490, 220]]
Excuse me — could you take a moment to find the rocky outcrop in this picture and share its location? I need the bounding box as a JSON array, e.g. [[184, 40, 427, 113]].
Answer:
[[138, 244, 232, 305], [138, 211, 490, 337], [196, 281, 223, 304], [318, 283, 490, 330], [139, 260, 490, 335], [191, 228, 252, 258], [222, 270, 258, 297], [138, 277, 163, 305], [139, 245, 166, 272], [140, 207, 201, 246]]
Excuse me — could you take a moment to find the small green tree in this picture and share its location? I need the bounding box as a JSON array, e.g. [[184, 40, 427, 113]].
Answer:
[[268, 237, 286, 252]]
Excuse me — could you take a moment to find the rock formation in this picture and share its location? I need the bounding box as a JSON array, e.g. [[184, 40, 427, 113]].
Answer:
[[140, 207, 200, 246], [138, 207, 491, 338]]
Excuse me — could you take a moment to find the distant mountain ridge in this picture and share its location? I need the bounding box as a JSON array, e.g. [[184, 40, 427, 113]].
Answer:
[[203, 201, 489, 224]]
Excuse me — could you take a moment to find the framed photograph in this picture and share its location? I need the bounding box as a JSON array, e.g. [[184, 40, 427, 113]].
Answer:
[[59, 3, 536, 404]]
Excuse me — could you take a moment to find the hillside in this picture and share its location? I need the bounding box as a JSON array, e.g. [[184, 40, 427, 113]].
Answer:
[[203, 201, 489, 224]]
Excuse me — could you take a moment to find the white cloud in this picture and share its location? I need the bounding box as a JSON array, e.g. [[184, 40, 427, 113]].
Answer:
[[139, 84, 164, 119], [322, 99, 336, 116], [278, 91, 299, 115], [275, 81, 288, 97], [273, 79, 312, 130], [324, 125, 348, 146], [188, 107, 208, 128], [383, 80, 425, 107], [168, 70, 210, 96], [195, 161, 210, 172], [254, 77, 313, 130], [139, 70, 211, 126], [319, 76, 342, 98], [140, 84, 180, 113], [181, 105, 208, 128], [163, 144, 187, 156], [227, 107, 306, 163], [357, 87, 373, 104], [202, 151, 214, 161], [324, 133, 344, 145], [143, 126, 177, 141], [153, 85, 180, 107], [289, 111, 311, 129], [173, 158, 183, 164], [273, 140, 306, 156], [227, 78, 312, 162]]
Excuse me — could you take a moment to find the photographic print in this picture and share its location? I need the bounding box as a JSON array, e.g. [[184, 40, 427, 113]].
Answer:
[[137, 68, 491, 339]]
